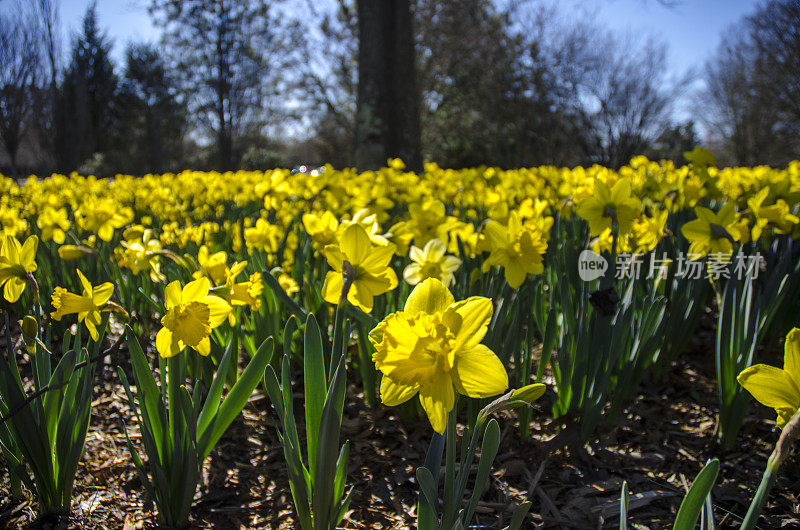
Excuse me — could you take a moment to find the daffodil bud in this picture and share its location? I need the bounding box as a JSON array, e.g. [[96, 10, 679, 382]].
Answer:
[[58, 244, 93, 260], [480, 383, 547, 418], [510, 383, 546, 405], [20, 315, 38, 349]]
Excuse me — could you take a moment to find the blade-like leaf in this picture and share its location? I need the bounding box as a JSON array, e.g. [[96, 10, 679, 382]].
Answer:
[[304, 315, 326, 476], [199, 337, 273, 460], [673, 459, 720, 530]]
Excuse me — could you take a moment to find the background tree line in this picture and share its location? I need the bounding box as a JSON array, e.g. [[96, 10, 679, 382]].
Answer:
[[0, 0, 797, 177]]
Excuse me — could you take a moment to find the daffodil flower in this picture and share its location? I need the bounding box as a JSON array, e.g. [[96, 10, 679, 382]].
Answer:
[[369, 278, 509, 434], [116, 227, 166, 282], [575, 178, 642, 236], [747, 188, 799, 240], [0, 235, 38, 302], [738, 328, 800, 428], [302, 210, 339, 249], [50, 269, 114, 341], [403, 239, 461, 286], [321, 224, 398, 313], [218, 270, 264, 324], [632, 208, 668, 253], [156, 277, 232, 358], [680, 202, 741, 261], [76, 197, 132, 241], [193, 246, 229, 284], [481, 211, 549, 289]]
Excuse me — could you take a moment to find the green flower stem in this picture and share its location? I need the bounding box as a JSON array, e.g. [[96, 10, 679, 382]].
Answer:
[[741, 408, 800, 530], [442, 402, 458, 528]]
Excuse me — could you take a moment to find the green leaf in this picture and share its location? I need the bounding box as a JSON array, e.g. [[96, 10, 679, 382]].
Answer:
[[125, 328, 166, 460], [415, 466, 441, 530], [464, 418, 501, 524], [312, 356, 347, 528], [620, 481, 629, 530], [263, 366, 285, 425], [197, 337, 235, 438], [504, 501, 532, 530], [333, 441, 350, 510], [303, 315, 326, 476], [198, 337, 273, 461], [43, 349, 77, 444], [673, 459, 720, 530], [536, 309, 559, 381], [263, 271, 307, 320]]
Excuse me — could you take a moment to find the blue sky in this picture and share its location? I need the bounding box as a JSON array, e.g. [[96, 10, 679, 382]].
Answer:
[[586, 0, 758, 75], [57, 0, 760, 72], [58, 0, 159, 58]]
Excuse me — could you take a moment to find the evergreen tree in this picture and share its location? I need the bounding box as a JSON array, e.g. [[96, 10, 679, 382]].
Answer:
[[107, 43, 185, 174], [56, 2, 117, 172]]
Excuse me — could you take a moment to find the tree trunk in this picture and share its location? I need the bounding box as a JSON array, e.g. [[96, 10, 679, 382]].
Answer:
[[355, 0, 421, 172]]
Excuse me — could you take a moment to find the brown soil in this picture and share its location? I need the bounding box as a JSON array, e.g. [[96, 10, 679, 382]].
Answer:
[[0, 322, 798, 529]]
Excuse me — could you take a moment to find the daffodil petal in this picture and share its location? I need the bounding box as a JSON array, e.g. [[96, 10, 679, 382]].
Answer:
[[156, 327, 176, 358], [784, 328, 800, 387], [20, 235, 38, 272], [182, 277, 210, 303], [404, 278, 454, 315], [347, 281, 374, 313], [203, 295, 232, 328], [452, 344, 509, 398], [358, 241, 396, 271], [680, 219, 709, 242], [92, 282, 114, 306], [195, 337, 211, 356], [419, 372, 454, 434], [339, 224, 371, 266], [380, 376, 419, 406], [164, 280, 182, 310], [77, 269, 93, 296], [321, 271, 344, 305], [3, 277, 26, 303], [444, 296, 493, 351], [738, 364, 800, 411]]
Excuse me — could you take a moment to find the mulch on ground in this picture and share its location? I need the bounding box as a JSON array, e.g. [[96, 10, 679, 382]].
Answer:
[[0, 319, 798, 529]]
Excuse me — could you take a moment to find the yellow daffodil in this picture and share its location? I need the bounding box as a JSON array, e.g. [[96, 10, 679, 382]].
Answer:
[[389, 199, 457, 255], [156, 277, 232, 358], [50, 269, 114, 341], [0, 235, 38, 302], [369, 278, 508, 433], [0, 204, 28, 237], [302, 211, 338, 249], [403, 239, 461, 286], [481, 212, 549, 289], [681, 202, 741, 261], [37, 206, 70, 244], [321, 224, 398, 313], [244, 218, 282, 254], [738, 328, 800, 428], [223, 272, 263, 310], [116, 227, 166, 282], [76, 197, 132, 241], [193, 245, 228, 284], [278, 272, 299, 295], [575, 178, 642, 236], [632, 208, 668, 253], [57, 244, 94, 261], [747, 188, 799, 240], [684, 146, 716, 167]]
